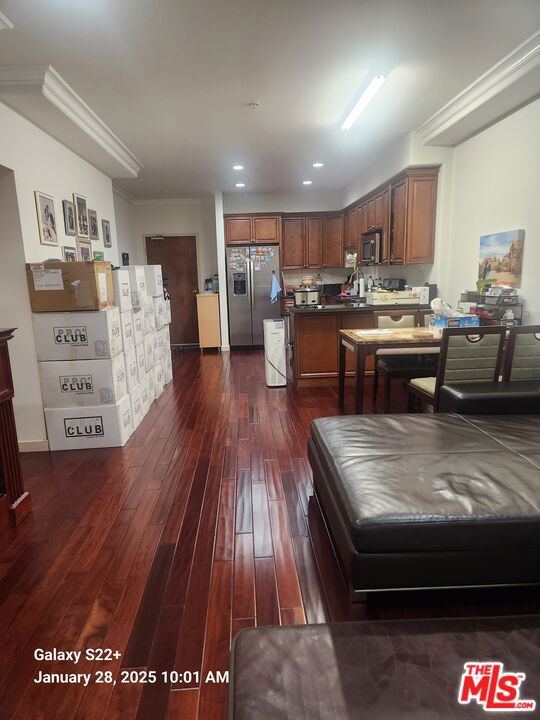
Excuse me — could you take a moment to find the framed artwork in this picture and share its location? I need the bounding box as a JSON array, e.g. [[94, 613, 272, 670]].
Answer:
[[62, 200, 76, 236], [102, 219, 112, 248], [62, 245, 77, 262], [34, 191, 58, 246], [88, 209, 99, 241], [93, 251, 105, 261], [73, 193, 89, 237], [76, 237, 92, 262], [478, 229, 524, 288]]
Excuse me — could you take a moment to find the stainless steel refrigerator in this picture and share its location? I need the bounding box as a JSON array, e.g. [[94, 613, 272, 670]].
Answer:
[[226, 245, 281, 346]]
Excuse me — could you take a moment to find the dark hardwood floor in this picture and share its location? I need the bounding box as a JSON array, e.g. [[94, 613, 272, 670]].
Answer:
[[0, 349, 538, 719]]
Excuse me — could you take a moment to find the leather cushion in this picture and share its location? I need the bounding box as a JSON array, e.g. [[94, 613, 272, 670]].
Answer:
[[310, 414, 540, 553], [230, 616, 540, 720], [438, 380, 540, 414]]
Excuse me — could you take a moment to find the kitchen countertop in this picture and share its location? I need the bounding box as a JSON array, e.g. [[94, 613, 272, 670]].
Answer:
[[288, 303, 431, 315]]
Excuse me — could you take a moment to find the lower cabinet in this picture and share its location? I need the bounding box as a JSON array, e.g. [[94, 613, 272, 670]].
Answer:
[[291, 311, 375, 383]]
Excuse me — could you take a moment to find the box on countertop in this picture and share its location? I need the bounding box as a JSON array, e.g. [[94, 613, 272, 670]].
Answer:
[[429, 314, 480, 332], [38, 354, 127, 408], [144, 265, 163, 298], [124, 348, 139, 393], [120, 311, 134, 351], [135, 343, 146, 383], [133, 309, 144, 346], [112, 269, 132, 313], [26, 261, 114, 312], [32, 307, 122, 361], [44, 395, 133, 450], [126, 266, 147, 309]]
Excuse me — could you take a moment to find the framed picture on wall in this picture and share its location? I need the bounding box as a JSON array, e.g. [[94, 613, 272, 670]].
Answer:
[[73, 193, 89, 237], [88, 209, 99, 241], [34, 191, 58, 246], [93, 250, 105, 261], [102, 219, 112, 248], [62, 200, 76, 236], [62, 245, 77, 262], [76, 237, 92, 261]]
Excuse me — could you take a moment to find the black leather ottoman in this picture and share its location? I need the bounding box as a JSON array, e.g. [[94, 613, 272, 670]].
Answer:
[[438, 381, 540, 414], [308, 414, 540, 599], [229, 615, 540, 720]]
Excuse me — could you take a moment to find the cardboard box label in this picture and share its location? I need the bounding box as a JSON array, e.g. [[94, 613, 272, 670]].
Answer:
[[54, 326, 88, 346], [97, 272, 108, 302], [64, 416, 104, 438], [120, 282, 130, 298], [59, 374, 94, 394], [32, 268, 63, 291]]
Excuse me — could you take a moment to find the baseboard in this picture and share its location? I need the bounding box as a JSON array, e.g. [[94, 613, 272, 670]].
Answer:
[[221, 345, 230, 351], [18, 439, 49, 453]]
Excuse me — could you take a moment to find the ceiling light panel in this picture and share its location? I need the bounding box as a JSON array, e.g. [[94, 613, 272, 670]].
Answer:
[[341, 75, 386, 131]]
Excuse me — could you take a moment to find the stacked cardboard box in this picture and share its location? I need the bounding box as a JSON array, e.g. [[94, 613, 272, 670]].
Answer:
[[28, 262, 172, 451]]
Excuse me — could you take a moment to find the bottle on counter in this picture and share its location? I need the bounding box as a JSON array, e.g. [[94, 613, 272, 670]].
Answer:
[[315, 273, 324, 290]]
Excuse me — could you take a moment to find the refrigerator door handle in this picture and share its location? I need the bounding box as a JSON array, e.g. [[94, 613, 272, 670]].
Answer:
[[249, 259, 255, 312]]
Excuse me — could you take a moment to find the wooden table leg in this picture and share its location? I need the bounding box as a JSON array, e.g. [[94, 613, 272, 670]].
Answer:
[[338, 340, 346, 409], [355, 350, 366, 414]]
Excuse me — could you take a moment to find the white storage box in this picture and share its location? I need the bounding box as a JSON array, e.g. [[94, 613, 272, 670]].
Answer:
[[146, 369, 155, 402], [130, 383, 143, 430], [135, 343, 146, 383], [144, 334, 154, 371], [164, 299, 171, 325], [120, 311, 134, 351], [33, 307, 122, 361], [163, 325, 170, 351], [147, 299, 156, 332], [156, 328, 165, 358], [144, 265, 163, 298], [153, 296, 165, 329], [127, 266, 147, 309], [38, 354, 127, 408], [124, 348, 138, 393], [133, 309, 144, 347], [140, 377, 150, 416], [163, 351, 173, 384], [154, 359, 164, 398], [112, 269, 132, 313], [142, 302, 152, 335], [44, 395, 133, 450]]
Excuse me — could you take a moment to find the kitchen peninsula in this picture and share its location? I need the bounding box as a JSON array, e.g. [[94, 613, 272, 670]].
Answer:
[[288, 303, 431, 385]]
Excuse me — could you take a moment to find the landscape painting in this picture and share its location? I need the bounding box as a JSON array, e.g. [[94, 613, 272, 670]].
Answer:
[[478, 229, 524, 287]]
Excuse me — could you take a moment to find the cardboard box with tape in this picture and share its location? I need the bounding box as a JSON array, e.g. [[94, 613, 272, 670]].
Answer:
[[26, 261, 114, 312]]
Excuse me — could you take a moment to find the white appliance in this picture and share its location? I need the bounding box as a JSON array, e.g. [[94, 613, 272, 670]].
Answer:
[[263, 319, 286, 387]]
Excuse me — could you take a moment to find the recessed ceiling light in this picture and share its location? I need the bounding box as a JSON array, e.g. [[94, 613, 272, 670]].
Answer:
[[233, 164, 244, 170], [235, 183, 245, 188], [302, 180, 313, 185], [312, 162, 324, 168], [341, 75, 386, 131]]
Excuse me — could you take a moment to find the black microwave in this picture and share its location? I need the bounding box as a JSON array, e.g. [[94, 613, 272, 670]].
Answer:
[[360, 229, 381, 265]]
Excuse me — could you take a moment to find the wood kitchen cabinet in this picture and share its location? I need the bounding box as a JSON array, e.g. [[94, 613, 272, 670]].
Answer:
[[225, 214, 281, 244], [293, 313, 340, 378], [390, 179, 407, 264], [281, 216, 322, 269], [322, 215, 343, 267], [344, 208, 358, 250], [306, 217, 323, 267]]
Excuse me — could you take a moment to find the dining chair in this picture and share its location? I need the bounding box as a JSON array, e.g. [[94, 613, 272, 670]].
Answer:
[[372, 310, 439, 413], [503, 325, 540, 381], [407, 326, 506, 412]]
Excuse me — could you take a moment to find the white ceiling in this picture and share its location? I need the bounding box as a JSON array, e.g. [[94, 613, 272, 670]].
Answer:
[[0, 0, 538, 199]]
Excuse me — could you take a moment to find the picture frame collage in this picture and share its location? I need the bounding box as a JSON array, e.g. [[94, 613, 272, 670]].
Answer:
[[35, 190, 113, 261]]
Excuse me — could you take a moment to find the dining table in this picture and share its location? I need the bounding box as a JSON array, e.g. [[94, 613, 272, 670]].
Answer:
[[338, 326, 441, 414]]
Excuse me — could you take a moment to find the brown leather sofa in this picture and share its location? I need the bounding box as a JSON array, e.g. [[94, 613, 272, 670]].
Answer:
[[308, 414, 540, 600], [229, 615, 540, 720]]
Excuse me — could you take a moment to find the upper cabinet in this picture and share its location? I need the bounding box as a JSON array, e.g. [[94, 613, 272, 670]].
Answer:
[[225, 215, 281, 244], [282, 217, 305, 268], [281, 214, 341, 269], [322, 215, 343, 268]]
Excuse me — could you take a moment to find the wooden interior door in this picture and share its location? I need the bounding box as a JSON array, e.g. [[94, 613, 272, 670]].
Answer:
[[145, 235, 199, 345]]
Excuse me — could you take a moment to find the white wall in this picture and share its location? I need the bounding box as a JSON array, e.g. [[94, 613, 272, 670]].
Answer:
[[113, 188, 139, 264], [0, 168, 47, 450], [0, 100, 123, 448], [445, 98, 540, 321], [223, 189, 343, 214], [129, 199, 218, 292]]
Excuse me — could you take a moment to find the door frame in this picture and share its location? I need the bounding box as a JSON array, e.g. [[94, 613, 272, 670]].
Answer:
[[143, 232, 203, 294]]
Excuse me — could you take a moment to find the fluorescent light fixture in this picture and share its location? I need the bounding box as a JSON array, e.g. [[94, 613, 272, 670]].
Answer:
[[312, 162, 324, 168], [341, 75, 386, 131], [233, 164, 244, 170], [235, 183, 245, 188], [302, 180, 312, 185]]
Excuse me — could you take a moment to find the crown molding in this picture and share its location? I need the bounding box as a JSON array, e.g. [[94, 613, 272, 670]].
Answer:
[[131, 197, 209, 206], [0, 65, 143, 178], [418, 29, 540, 146], [0, 11, 14, 30]]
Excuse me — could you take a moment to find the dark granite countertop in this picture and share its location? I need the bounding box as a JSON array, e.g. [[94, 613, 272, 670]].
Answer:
[[288, 303, 430, 315]]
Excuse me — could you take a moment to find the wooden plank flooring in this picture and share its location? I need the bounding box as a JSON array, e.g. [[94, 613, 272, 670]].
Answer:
[[1, 349, 538, 720]]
